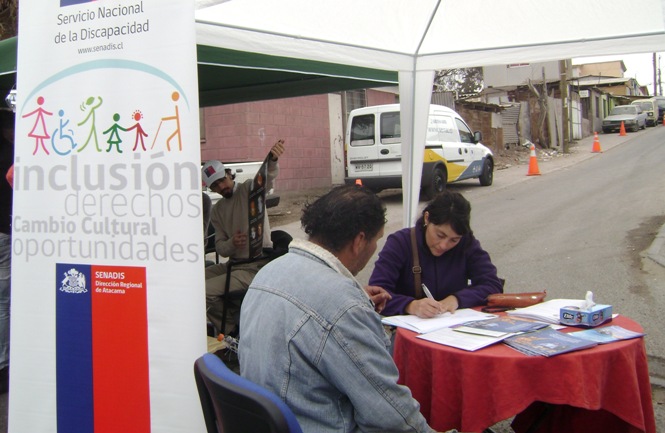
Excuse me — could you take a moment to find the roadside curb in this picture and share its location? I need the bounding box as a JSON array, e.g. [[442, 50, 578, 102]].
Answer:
[[647, 225, 665, 268]]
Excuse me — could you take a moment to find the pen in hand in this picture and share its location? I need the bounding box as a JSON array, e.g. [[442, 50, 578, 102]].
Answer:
[[422, 283, 448, 316], [422, 283, 435, 300]]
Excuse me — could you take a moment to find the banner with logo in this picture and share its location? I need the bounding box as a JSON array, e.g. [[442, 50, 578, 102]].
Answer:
[[10, 1, 206, 432]]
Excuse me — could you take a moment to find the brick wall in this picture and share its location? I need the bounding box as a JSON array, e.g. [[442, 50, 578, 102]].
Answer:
[[455, 106, 500, 152], [200, 95, 332, 192], [200, 89, 399, 193], [367, 89, 398, 106]]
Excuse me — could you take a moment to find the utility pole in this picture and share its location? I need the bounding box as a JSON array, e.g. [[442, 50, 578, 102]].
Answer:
[[659, 55, 662, 96], [654, 53, 658, 96], [559, 59, 570, 153]]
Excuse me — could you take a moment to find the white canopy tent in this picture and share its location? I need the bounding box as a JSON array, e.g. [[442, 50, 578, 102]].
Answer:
[[195, 0, 665, 226]]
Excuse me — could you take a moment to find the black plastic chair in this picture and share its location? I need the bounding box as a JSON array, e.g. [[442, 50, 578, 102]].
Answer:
[[218, 230, 293, 336], [204, 223, 219, 266], [194, 353, 303, 433]]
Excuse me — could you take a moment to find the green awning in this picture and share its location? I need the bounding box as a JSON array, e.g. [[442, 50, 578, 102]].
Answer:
[[0, 36, 398, 107]]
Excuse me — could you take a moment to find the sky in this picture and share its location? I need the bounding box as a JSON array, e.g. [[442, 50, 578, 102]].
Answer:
[[573, 52, 665, 95]]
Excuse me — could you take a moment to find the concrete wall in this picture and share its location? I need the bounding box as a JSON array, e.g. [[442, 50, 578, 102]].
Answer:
[[483, 61, 560, 87]]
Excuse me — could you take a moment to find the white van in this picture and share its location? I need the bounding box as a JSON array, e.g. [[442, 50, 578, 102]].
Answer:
[[344, 104, 494, 199], [631, 99, 657, 127]]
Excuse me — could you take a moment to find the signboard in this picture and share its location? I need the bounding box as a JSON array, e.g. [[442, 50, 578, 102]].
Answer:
[[579, 90, 590, 98], [11, 1, 206, 432], [248, 155, 270, 259]]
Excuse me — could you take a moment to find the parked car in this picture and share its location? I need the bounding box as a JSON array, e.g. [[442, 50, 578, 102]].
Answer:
[[631, 99, 657, 127], [652, 96, 665, 123], [602, 105, 647, 133]]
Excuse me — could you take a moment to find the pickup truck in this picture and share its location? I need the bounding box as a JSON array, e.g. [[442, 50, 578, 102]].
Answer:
[[203, 160, 281, 208]]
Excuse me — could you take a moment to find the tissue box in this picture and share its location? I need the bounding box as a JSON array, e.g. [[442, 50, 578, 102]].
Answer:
[[559, 304, 612, 327]]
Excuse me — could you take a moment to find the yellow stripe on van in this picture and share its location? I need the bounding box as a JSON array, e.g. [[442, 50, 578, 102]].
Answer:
[[423, 148, 467, 181]]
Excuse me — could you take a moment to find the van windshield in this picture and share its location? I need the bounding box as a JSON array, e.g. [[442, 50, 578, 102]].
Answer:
[[635, 102, 653, 111], [611, 106, 636, 115]]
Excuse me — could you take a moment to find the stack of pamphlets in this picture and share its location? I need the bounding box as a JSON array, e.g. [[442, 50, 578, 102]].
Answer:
[[415, 316, 551, 352], [568, 325, 645, 344], [506, 299, 587, 324], [453, 316, 550, 338], [503, 327, 598, 357], [381, 309, 495, 334]]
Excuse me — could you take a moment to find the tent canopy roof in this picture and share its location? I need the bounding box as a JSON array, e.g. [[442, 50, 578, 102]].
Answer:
[[194, 0, 665, 72]]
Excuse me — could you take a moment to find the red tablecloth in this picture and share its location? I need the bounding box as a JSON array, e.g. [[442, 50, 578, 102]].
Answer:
[[393, 314, 656, 433]]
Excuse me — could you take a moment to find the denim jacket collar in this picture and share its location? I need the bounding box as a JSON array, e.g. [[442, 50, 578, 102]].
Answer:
[[290, 238, 370, 301]]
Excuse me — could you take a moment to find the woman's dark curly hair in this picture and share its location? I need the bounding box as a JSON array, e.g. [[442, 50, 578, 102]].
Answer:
[[417, 190, 472, 237], [301, 185, 386, 253]]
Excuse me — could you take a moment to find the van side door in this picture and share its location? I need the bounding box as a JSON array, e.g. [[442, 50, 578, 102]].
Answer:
[[377, 110, 402, 177], [455, 117, 484, 179], [346, 112, 379, 178], [427, 112, 463, 180]]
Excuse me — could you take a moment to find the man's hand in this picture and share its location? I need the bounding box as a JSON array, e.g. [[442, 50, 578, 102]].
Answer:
[[270, 139, 285, 161], [364, 285, 391, 313], [232, 230, 247, 248]]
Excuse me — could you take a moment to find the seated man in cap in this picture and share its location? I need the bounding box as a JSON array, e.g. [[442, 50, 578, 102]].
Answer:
[[201, 139, 285, 336]]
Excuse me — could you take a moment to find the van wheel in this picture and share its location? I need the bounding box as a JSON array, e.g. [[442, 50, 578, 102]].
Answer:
[[422, 167, 446, 200], [479, 159, 494, 186]]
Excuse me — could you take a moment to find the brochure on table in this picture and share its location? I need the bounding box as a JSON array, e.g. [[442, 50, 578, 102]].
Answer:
[[569, 325, 645, 344], [503, 327, 598, 357], [454, 316, 550, 337]]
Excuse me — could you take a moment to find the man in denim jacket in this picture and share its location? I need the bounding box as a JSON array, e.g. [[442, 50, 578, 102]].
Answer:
[[239, 185, 441, 433]]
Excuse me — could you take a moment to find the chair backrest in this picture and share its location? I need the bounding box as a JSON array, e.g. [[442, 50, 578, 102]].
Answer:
[[268, 230, 293, 260], [194, 353, 303, 433]]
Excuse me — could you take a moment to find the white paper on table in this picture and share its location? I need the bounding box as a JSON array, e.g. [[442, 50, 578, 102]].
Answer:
[[506, 299, 586, 324], [416, 327, 517, 351], [381, 308, 496, 334]]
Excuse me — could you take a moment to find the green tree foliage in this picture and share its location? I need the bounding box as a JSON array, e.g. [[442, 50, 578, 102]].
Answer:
[[434, 67, 484, 96]]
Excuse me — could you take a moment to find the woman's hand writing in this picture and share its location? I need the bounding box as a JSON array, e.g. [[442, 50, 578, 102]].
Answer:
[[405, 298, 444, 318], [438, 295, 459, 314]]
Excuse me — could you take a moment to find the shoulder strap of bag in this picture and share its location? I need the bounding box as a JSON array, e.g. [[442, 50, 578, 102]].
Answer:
[[410, 227, 424, 299]]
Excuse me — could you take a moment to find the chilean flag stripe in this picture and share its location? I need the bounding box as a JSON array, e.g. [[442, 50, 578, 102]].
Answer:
[[56, 264, 150, 432], [91, 265, 150, 433], [56, 263, 94, 433]]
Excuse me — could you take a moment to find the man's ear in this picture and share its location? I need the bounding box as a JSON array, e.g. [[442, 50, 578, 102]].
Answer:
[[351, 232, 366, 256]]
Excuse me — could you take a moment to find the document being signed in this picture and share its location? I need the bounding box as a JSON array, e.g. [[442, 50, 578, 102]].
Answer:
[[381, 309, 495, 334]]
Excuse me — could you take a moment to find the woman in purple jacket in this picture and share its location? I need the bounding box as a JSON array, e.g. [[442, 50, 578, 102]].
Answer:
[[369, 191, 503, 318]]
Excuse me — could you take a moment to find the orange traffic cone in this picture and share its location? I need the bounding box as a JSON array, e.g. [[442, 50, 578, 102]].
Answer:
[[355, 178, 363, 186], [619, 121, 627, 136], [591, 132, 602, 153], [526, 143, 541, 176]]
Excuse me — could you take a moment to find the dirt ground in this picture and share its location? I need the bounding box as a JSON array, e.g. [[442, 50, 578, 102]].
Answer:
[[268, 143, 536, 227]]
